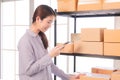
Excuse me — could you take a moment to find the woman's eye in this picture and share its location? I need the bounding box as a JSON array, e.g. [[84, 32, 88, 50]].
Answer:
[[48, 21, 52, 24]]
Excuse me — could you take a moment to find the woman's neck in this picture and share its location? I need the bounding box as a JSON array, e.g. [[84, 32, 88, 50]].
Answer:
[[30, 23, 40, 34]]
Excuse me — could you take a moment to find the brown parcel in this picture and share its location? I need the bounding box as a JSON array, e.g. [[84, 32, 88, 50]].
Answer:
[[71, 33, 81, 42], [74, 41, 103, 55], [104, 29, 120, 42], [77, 0, 103, 11], [92, 67, 117, 75], [80, 73, 110, 80], [103, 0, 120, 10], [57, 0, 77, 12], [111, 71, 120, 80], [81, 28, 104, 42], [104, 43, 120, 56]]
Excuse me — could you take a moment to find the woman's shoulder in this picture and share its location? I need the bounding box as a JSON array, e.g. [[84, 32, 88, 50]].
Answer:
[[18, 30, 31, 44]]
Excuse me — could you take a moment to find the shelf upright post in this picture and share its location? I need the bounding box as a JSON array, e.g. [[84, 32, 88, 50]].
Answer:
[[0, 0, 2, 78], [74, 16, 77, 33], [74, 15, 77, 72], [54, 9, 57, 80]]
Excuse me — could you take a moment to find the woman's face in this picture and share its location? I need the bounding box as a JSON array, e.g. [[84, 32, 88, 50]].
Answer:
[[38, 15, 55, 32]]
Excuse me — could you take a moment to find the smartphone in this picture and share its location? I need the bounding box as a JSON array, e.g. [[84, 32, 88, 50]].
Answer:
[[63, 41, 70, 45], [60, 41, 70, 50]]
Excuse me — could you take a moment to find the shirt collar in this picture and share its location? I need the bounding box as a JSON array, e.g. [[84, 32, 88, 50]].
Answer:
[[27, 29, 38, 37]]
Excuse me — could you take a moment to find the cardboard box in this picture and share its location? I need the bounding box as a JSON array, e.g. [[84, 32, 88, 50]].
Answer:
[[57, 0, 78, 12], [92, 67, 117, 75], [71, 33, 81, 42], [104, 43, 120, 56], [74, 41, 103, 55], [111, 71, 120, 80], [80, 73, 110, 80], [77, 0, 103, 11], [104, 29, 120, 42], [81, 28, 104, 42], [57, 43, 74, 53], [103, 0, 120, 10]]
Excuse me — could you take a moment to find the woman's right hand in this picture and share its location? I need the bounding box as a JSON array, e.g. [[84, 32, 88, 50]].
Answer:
[[49, 45, 64, 58]]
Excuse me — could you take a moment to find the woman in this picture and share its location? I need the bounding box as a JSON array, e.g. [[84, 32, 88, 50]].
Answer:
[[18, 5, 78, 80]]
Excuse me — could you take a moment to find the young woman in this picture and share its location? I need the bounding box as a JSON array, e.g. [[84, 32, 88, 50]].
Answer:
[[18, 5, 78, 80]]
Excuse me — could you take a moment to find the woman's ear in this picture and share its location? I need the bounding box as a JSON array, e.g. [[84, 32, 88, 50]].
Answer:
[[36, 16, 42, 23]]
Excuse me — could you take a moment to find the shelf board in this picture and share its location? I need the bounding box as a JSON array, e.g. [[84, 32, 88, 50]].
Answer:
[[57, 9, 120, 17], [60, 53, 120, 59]]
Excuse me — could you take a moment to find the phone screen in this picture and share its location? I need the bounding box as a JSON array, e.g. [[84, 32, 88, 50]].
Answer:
[[63, 41, 70, 45]]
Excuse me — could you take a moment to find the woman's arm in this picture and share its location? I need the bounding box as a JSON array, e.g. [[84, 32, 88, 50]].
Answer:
[[51, 63, 70, 80], [51, 63, 80, 80]]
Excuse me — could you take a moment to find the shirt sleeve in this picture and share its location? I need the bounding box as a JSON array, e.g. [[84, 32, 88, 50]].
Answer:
[[18, 38, 53, 76], [51, 63, 70, 80]]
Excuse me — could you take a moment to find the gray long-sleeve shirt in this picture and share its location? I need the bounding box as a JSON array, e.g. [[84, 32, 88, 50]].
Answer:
[[18, 29, 70, 80]]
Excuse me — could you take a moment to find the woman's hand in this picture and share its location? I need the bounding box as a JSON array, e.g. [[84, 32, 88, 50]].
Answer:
[[49, 45, 64, 58], [69, 75, 79, 80], [69, 73, 86, 80]]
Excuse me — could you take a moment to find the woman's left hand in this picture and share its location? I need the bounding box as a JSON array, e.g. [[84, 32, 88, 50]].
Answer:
[[69, 75, 79, 80], [69, 73, 86, 80]]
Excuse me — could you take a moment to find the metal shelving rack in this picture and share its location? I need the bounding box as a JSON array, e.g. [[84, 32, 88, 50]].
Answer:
[[57, 9, 120, 17], [54, 9, 120, 80]]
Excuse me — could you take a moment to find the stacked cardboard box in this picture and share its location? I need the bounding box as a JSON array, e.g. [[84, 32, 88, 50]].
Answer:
[[104, 29, 120, 56], [81, 28, 104, 42], [57, 0, 78, 12], [111, 71, 120, 80], [72, 28, 120, 56], [91, 67, 117, 75], [73, 67, 120, 80], [74, 41, 103, 55], [77, 0, 103, 11], [71, 33, 81, 42], [103, 0, 120, 10], [79, 73, 110, 80], [57, 0, 120, 12], [74, 28, 104, 55]]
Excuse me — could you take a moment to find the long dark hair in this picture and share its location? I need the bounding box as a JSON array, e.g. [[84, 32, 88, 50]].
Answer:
[[32, 5, 56, 49]]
